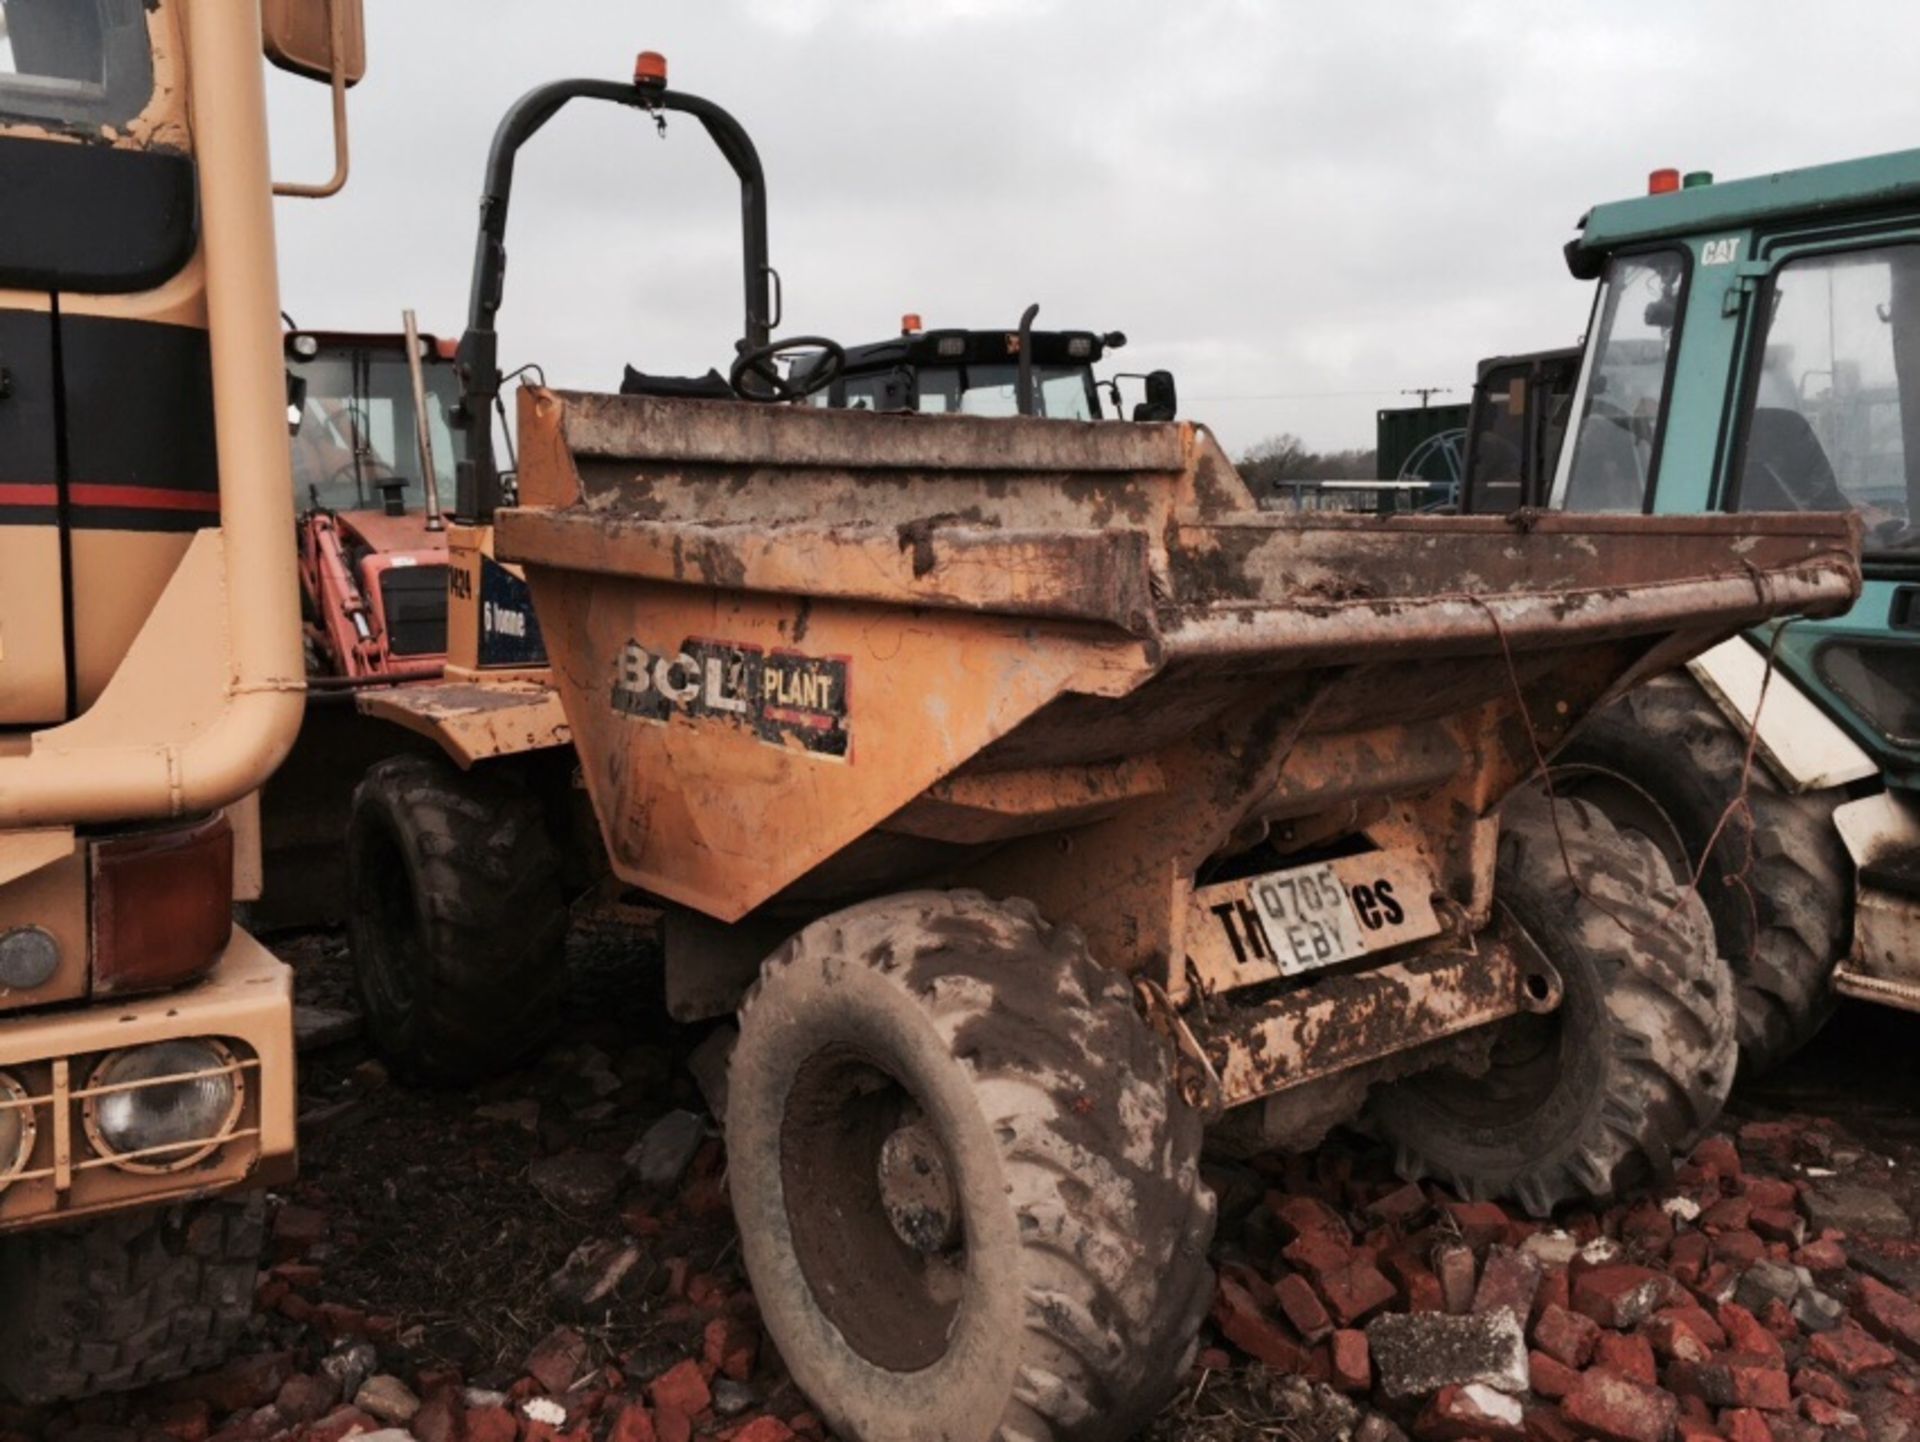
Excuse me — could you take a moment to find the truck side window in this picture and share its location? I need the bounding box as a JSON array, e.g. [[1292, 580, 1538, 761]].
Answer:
[[1555, 252, 1686, 514], [1737, 244, 1920, 542]]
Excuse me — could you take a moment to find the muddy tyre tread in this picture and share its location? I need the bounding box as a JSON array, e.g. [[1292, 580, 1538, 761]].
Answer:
[[731, 891, 1215, 1442], [1561, 671, 1847, 1073], [348, 753, 567, 1084], [1373, 789, 1738, 1216], [0, 1195, 264, 1404]]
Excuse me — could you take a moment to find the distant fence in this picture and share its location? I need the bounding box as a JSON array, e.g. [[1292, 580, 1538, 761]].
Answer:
[[1259, 478, 1456, 514]]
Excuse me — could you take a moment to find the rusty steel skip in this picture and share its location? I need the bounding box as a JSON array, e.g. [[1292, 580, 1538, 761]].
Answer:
[[497, 387, 1858, 1114]]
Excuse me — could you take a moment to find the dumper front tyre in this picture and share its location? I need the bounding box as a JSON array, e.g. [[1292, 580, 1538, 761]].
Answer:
[[347, 754, 567, 1084], [1556, 672, 1847, 1074], [1369, 787, 1737, 1217], [726, 890, 1215, 1442], [0, 1195, 263, 1403]]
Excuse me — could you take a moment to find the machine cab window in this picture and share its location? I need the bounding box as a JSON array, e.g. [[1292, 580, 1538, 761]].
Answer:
[[1735, 242, 1920, 545], [286, 335, 463, 515], [1552, 250, 1686, 513], [0, 0, 153, 127]]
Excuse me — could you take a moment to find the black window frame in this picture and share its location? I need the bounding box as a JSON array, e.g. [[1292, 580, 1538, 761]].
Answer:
[[1553, 242, 1693, 515]]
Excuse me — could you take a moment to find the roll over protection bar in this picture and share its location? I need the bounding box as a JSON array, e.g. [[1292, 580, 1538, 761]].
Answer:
[[454, 73, 775, 522]]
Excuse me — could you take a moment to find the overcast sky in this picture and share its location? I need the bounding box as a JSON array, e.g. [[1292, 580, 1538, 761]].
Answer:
[[266, 2, 1920, 456]]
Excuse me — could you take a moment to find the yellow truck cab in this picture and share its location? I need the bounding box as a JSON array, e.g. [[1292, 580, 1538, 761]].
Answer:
[[0, 0, 353, 1402]]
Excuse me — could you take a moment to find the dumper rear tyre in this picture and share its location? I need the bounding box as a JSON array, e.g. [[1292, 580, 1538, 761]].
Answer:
[[347, 754, 567, 1084], [726, 890, 1215, 1442], [1369, 787, 1737, 1217], [0, 1195, 263, 1404], [1557, 671, 1847, 1074]]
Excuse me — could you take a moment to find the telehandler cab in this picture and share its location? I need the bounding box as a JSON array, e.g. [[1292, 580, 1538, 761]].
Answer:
[[1496, 155, 1920, 1071], [345, 50, 1862, 1442], [0, 0, 359, 1403]]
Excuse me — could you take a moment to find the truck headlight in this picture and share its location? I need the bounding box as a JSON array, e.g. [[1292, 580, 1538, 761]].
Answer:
[[85, 1041, 241, 1172], [0, 1072, 34, 1188]]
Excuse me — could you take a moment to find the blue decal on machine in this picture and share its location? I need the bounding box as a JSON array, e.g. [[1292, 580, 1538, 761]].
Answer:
[[478, 556, 547, 667]]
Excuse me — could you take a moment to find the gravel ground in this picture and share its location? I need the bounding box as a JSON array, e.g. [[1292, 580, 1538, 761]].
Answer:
[[6, 923, 1920, 1442]]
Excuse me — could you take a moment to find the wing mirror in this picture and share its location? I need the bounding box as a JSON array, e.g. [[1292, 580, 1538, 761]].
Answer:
[[263, 0, 366, 198], [1134, 369, 1178, 423]]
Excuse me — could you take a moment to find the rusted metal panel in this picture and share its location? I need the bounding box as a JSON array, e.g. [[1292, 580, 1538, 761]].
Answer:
[[354, 680, 572, 768], [504, 385, 1861, 1007], [528, 567, 1137, 923], [887, 759, 1167, 846], [542, 387, 1190, 473], [1199, 940, 1533, 1110], [1162, 557, 1860, 665], [496, 511, 1157, 632], [1181, 850, 1442, 1002]]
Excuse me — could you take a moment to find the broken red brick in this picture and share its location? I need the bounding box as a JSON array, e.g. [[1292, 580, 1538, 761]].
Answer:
[[307, 1408, 383, 1442], [1668, 1233, 1711, 1287], [1740, 1178, 1797, 1211], [1329, 1329, 1370, 1393], [1691, 1135, 1742, 1182], [1646, 1309, 1715, 1364], [1711, 1231, 1767, 1269], [647, 1361, 711, 1420], [1796, 1394, 1862, 1436], [1211, 1277, 1310, 1372], [1618, 1201, 1676, 1256], [1382, 1248, 1446, 1314], [1571, 1265, 1676, 1329], [1527, 1351, 1579, 1400], [703, 1315, 759, 1383], [467, 1407, 520, 1442], [1525, 1404, 1581, 1442], [1702, 1196, 1754, 1232], [1276, 1272, 1335, 1343], [1736, 1121, 1798, 1166], [1271, 1193, 1352, 1244], [271, 1204, 329, 1253], [1792, 1238, 1847, 1274], [1592, 1332, 1657, 1386], [1367, 1182, 1431, 1226], [1750, 1208, 1805, 1246], [1666, 1353, 1792, 1411], [1434, 1241, 1477, 1315], [1532, 1304, 1601, 1368], [1417, 1383, 1527, 1441], [1444, 1200, 1512, 1251], [528, 1326, 591, 1394], [1854, 1275, 1920, 1356], [1313, 1251, 1398, 1326], [1789, 1366, 1847, 1406], [1807, 1322, 1897, 1379], [1722, 1407, 1775, 1442], [1559, 1366, 1679, 1442], [1718, 1302, 1785, 1364], [727, 1420, 795, 1442], [1474, 1246, 1543, 1320]]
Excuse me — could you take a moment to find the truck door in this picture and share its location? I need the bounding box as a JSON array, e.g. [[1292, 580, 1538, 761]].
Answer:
[[0, 308, 66, 723], [1, 0, 215, 722]]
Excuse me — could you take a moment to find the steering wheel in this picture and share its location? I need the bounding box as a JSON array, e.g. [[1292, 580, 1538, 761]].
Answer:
[[729, 336, 847, 404]]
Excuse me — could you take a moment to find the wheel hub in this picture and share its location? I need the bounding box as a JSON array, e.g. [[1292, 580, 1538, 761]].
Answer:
[[876, 1120, 959, 1254]]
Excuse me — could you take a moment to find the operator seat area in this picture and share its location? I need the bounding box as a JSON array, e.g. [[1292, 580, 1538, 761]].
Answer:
[[620, 366, 735, 400], [1740, 408, 1850, 511]]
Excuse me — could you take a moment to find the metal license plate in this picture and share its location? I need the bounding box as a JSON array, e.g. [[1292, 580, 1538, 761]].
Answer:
[[1183, 850, 1442, 997]]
